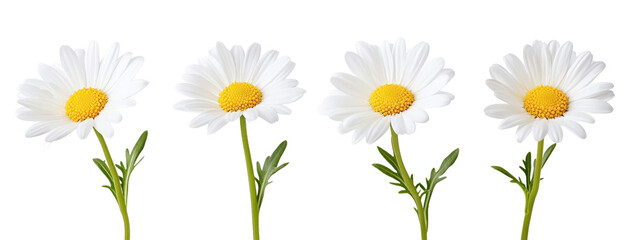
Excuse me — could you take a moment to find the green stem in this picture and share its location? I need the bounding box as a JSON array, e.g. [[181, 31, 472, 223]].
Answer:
[[240, 116, 260, 240], [94, 128, 130, 240], [521, 139, 544, 240], [390, 127, 427, 240]]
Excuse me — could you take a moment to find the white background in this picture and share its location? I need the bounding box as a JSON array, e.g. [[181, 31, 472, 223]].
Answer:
[[0, 0, 638, 239]]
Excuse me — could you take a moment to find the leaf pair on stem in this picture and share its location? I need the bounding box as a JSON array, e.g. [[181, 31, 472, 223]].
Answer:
[[373, 147, 459, 216], [492, 144, 556, 198], [255, 140, 289, 211], [94, 131, 148, 205]]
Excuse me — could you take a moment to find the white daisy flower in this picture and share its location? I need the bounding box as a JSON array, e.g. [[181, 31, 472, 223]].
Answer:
[[17, 42, 147, 142], [321, 39, 455, 144], [485, 40, 614, 143], [175, 42, 305, 133]]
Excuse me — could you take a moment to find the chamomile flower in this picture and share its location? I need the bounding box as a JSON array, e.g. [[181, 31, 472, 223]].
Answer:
[[17, 42, 147, 142], [321, 39, 455, 144], [175, 42, 305, 133], [485, 40, 614, 143]]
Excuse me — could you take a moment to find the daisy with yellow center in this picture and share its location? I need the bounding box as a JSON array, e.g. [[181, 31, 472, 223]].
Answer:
[[321, 39, 458, 240], [17, 42, 149, 240], [175, 42, 304, 240], [485, 40, 614, 240]]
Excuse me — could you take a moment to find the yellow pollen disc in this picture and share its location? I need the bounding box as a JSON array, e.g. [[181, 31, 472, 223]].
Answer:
[[369, 84, 415, 116], [218, 82, 263, 112], [65, 87, 109, 122], [523, 85, 569, 119]]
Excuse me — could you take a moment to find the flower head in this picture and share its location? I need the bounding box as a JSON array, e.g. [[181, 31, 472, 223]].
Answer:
[[175, 42, 305, 134], [485, 40, 614, 142], [321, 39, 455, 144], [17, 42, 147, 142]]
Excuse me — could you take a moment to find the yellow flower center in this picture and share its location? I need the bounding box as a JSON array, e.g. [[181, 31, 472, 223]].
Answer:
[[369, 84, 415, 116], [218, 82, 263, 112], [523, 85, 569, 119], [65, 87, 109, 122]]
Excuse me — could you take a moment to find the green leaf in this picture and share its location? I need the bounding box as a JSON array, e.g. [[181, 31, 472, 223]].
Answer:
[[542, 143, 556, 168], [492, 166, 526, 193], [372, 163, 402, 183], [492, 166, 518, 182], [377, 147, 399, 172], [130, 131, 148, 162], [436, 148, 459, 176], [255, 140, 289, 211]]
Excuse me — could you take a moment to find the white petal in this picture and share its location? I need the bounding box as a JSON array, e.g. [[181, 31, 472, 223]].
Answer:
[[570, 99, 613, 113], [420, 92, 454, 108], [561, 52, 593, 91], [189, 111, 220, 128], [256, 57, 294, 88], [402, 42, 430, 87], [404, 108, 429, 123], [17, 110, 64, 121], [111, 79, 148, 100], [256, 106, 278, 123], [366, 117, 390, 144], [224, 111, 242, 122], [345, 52, 376, 84], [230, 45, 245, 81], [60, 45, 85, 88], [392, 39, 407, 85], [485, 104, 523, 119], [420, 69, 454, 97], [391, 115, 407, 134], [18, 98, 63, 113], [411, 58, 444, 91], [45, 123, 77, 142], [76, 119, 94, 139], [94, 115, 114, 137], [560, 119, 586, 139], [568, 62, 606, 94], [108, 99, 136, 109], [499, 113, 532, 129], [262, 88, 305, 105], [570, 82, 614, 101], [504, 54, 533, 90], [251, 50, 279, 83], [564, 111, 595, 123], [547, 119, 563, 143], [26, 120, 67, 137], [100, 110, 122, 123], [340, 112, 379, 133], [96, 43, 121, 89], [532, 119, 549, 141], [174, 99, 219, 112], [243, 108, 258, 121], [402, 113, 416, 134], [176, 83, 217, 100], [109, 56, 144, 92], [84, 42, 99, 87], [270, 105, 291, 114], [516, 120, 534, 143], [549, 42, 573, 86], [339, 112, 378, 133], [207, 117, 229, 134], [330, 73, 373, 98], [486, 79, 522, 106], [490, 64, 524, 96], [38, 64, 73, 96], [215, 42, 236, 82]]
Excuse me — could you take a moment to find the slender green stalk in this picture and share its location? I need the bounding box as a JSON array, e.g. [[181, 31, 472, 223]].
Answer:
[[390, 127, 427, 240], [521, 140, 544, 240], [94, 128, 130, 240], [240, 116, 260, 240]]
